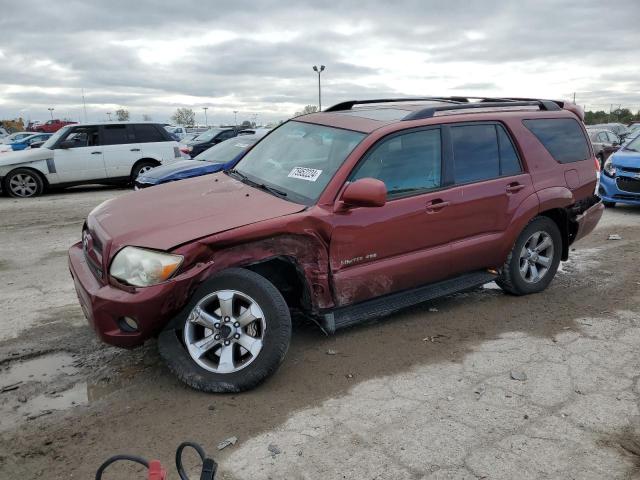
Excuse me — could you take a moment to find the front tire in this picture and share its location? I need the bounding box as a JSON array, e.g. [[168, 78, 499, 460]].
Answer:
[[3, 168, 44, 198], [497, 217, 562, 296], [603, 201, 616, 208], [158, 268, 291, 393]]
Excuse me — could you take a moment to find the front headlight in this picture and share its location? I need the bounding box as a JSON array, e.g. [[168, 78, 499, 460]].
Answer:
[[603, 158, 616, 177], [110, 246, 183, 287]]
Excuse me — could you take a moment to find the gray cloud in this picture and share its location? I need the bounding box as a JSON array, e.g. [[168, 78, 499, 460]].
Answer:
[[1, 0, 639, 123]]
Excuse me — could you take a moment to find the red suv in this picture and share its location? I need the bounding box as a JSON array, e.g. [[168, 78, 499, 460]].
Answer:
[[68, 97, 603, 392]]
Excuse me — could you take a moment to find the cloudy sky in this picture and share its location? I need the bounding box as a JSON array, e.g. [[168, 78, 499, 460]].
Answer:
[[0, 0, 638, 125]]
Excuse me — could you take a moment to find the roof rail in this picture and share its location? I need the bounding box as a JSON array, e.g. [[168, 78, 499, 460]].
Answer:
[[324, 97, 463, 112], [402, 99, 562, 121]]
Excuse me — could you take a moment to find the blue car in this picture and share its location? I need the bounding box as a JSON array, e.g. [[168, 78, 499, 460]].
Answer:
[[599, 133, 640, 207], [134, 133, 264, 189], [9, 133, 53, 151]]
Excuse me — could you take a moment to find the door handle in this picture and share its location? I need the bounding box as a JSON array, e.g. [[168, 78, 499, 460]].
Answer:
[[506, 183, 525, 194], [130, 148, 141, 152], [91, 151, 102, 155], [425, 199, 450, 213]]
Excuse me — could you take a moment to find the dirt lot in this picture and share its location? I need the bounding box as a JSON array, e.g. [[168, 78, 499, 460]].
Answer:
[[1, 187, 640, 479]]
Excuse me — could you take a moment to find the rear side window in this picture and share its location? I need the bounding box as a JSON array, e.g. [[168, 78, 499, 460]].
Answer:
[[523, 118, 590, 163], [351, 128, 441, 197], [451, 124, 522, 184], [101, 125, 129, 145], [133, 124, 166, 143]]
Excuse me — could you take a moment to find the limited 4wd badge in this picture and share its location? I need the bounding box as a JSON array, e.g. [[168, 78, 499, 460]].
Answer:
[[288, 167, 323, 182]]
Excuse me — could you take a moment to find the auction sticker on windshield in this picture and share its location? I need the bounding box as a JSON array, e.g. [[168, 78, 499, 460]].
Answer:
[[288, 167, 323, 182]]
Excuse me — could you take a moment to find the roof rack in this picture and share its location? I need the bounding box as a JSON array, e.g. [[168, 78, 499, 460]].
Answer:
[[324, 96, 562, 120], [403, 99, 561, 121], [324, 97, 464, 112]]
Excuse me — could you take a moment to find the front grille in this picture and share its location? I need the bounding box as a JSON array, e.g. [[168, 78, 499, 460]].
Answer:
[[619, 166, 640, 174], [82, 229, 105, 281], [616, 177, 640, 194]]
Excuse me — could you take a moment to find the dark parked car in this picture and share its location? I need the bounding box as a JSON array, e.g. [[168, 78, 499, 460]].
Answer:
[[587, 128, 620, 167], [135, 133, 265, 189], [183, 128, 239, 157], [590, 123, 632, 142], [69, 96, 602, 393]]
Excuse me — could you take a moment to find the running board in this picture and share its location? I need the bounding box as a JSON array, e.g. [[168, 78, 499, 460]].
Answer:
[[320, 271, 497, 334]]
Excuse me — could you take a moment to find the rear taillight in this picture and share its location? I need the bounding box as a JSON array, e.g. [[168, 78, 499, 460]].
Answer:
[[594, 156, 601, 172], [179, 147, 190, 154]]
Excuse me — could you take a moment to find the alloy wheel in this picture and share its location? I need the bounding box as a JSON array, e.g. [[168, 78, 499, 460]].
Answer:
[[9, 173, 38, 197], [183, 290, 266, 374], [518, 231, 554, 283]]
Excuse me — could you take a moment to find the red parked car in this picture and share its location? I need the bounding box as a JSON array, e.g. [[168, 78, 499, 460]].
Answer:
[[34, 119, 77, 133], [69, 96, 603, 392]]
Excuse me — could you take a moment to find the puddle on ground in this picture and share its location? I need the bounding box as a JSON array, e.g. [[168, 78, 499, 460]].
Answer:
[[0, 352, 79, 388], [0, 351, 128, 432]]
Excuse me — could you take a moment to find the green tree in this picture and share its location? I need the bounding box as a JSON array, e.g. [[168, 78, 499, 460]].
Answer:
[[171, 108, 196, 126], [115, 109, 130, 121]]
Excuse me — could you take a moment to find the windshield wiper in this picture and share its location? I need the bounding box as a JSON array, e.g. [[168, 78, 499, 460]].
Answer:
[[227, 169, 287, 197], [625, 147, 639, 153]]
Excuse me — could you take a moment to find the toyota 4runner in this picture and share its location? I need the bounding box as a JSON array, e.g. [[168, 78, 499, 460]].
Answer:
[[68, 97, 603, 392]]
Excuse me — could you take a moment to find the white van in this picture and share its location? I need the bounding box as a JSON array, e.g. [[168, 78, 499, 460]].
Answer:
[[0, 122, 181, 198]]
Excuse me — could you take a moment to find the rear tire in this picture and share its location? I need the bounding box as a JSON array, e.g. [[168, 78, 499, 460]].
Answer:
[[497, 216, 562, 296], [158, 268, 291, 393], [130, 160, 158, 184], [3, 168, 44, 198]]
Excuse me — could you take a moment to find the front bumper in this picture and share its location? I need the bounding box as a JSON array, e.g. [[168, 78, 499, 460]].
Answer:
[[68, 242, 207, 348], [599, 173, 640, 206]]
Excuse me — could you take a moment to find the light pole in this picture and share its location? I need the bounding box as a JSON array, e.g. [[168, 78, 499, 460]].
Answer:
[[106, 112, 112, 121], [233, 110, 238, 128], [312, 65, 325, 111], [203, 107, 208, 127], [47, 107, 54, 120]]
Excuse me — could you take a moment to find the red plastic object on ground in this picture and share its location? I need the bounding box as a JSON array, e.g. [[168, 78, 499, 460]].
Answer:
[[147, 460, 167, 480]]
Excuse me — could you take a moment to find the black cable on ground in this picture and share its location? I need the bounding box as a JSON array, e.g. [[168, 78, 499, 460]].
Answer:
[[95, 454, 149, 480]]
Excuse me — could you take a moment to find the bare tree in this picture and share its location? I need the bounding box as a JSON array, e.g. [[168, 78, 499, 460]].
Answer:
[[293, 105, 319, 117], [171, 108, 196, 126], [115, 109, 130, 121]]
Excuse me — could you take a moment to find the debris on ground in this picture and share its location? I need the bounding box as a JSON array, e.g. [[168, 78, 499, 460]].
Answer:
[[208, 405, 216, 411], [474, 384, 486, 400], [510, 370, 527, 381], [26, 410, 52, 421], [217, 436, 238, 451], [346, 373, 354, 379], [608, 234, 623, 240], [423, 334, 449, 343], [267, 444, 282, 457], [428, 307, 439, 312], [1, 382, 22, 393], [326, 349, 337, 355]]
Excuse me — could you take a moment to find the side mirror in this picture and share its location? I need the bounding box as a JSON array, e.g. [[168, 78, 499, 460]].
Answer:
[[338, 178, 386, 210], [58, 140, 75, 149]]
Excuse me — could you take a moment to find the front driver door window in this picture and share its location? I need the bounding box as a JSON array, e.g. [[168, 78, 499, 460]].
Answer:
[[53, 126, 106, 182], [329, 128, 457, 306]]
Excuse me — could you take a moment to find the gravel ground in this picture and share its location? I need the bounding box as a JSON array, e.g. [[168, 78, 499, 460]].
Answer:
[[0, 187, 639, 479]]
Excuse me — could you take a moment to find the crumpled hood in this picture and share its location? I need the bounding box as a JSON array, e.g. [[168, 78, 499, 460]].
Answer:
[[89, 172, 305, 253], [137, 160, 221, 182], [610, 149, 640, 169], [0, 147, 52, 166]]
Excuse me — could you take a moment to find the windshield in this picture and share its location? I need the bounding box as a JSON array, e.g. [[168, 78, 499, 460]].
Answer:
[[624, 135, 640, 152], [41, 125, 71, 149], [192, 129, 222, 143], [195, 136, 257, 163], [232, 121, 365, 204]]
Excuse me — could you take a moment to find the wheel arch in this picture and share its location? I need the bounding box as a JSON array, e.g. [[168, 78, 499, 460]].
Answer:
[[4, 165, 49, 190], [131, 157, 160, 175]]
